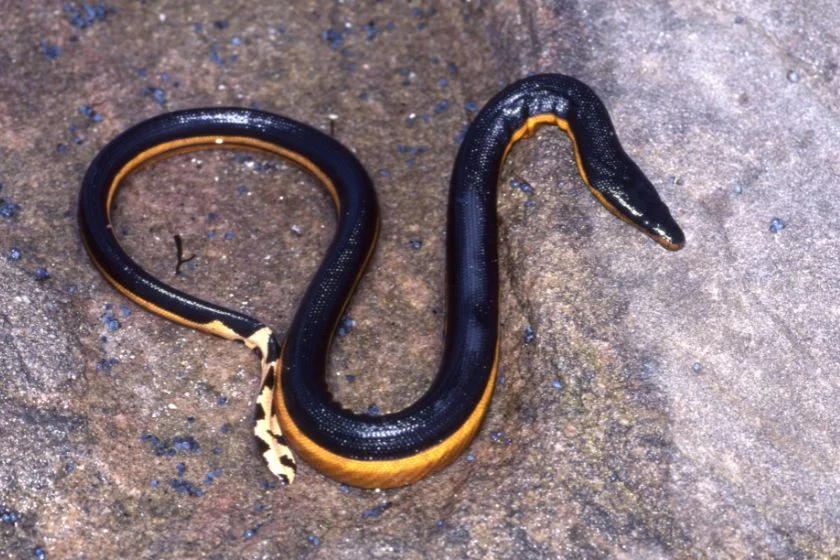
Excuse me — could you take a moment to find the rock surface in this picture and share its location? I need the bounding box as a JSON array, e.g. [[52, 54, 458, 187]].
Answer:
[[1, 1, 838, 558]]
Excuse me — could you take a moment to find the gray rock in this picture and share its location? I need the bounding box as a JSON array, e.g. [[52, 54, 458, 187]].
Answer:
[[0, 0, 838, 557]]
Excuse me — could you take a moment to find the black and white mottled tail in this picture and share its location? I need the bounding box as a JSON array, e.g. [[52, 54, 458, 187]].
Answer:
[[246, 327, 297, 485]]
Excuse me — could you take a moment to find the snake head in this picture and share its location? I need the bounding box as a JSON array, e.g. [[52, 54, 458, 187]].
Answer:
[[589, 170, 685, 251]]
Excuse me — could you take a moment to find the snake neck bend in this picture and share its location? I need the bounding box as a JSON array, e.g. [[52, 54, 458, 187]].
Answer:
[[277, 74, 684, 482]]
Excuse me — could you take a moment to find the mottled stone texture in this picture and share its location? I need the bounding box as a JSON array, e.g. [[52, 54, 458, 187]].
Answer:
[[1, 1, 838, 558]]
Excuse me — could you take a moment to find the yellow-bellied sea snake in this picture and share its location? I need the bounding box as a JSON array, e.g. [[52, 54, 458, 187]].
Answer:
[[78, 74, 684, 488]]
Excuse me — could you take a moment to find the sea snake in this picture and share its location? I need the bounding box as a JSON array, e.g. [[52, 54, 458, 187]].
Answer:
[[78, 74, 684, 488]]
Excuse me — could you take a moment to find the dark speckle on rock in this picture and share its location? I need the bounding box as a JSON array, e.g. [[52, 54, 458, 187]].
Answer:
[[39, 39, 60, 60], [362, 21, 378, 40], [138, 433, 198, 459], [169, 478, 204, 497], [101, 308, 120, 331], [321, 28, 344, 50], [336, 316, 355, 337], [769, 217, 785, 233], [523, 324, 535, 344], [95, 357, 118, 372], [203, 467, 223, 485], [1, 505, 21, 524], [408, 239, 422, 250], [64, 2, 111, 29], [172, 435, 201, 452], [34, 267, 50, 281], [68, 122, 85, 145], [510, 178, 533, 193], [8, 247, 21, 260], [490, 430, 512, 446], [142, 86, 166, 105], [361, 502, 391, 519], [307, 534, 321, 546], [209, 45, 224, 65], [141, 434, 175, 457], [78, 104, 102, 122], [0, 199, 21, 218]]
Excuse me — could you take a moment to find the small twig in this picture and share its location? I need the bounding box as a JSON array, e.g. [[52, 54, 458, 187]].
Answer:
[[328, 113, 338, 137], [174, 234, 196, 275]]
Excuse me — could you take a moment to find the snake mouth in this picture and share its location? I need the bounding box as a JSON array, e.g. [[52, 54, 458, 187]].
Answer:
[[646, 220, 685, 251]]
